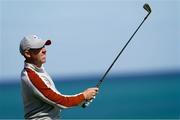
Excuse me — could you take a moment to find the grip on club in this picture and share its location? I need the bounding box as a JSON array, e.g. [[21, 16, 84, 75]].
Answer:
[[82, 97, 94, 108], [82, 101, 90, 108]]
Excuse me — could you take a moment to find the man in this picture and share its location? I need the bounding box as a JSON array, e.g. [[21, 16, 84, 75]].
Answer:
[[19, 35, 98, 119]]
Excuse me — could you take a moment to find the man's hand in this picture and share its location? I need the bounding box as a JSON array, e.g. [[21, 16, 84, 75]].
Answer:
[[84, 96, 96, 106], [82, 87, 99, 100], [82, 87, 98, 108]]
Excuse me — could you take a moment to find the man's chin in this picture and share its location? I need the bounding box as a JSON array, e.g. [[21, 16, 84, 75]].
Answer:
[[42, 59, 46, 64]]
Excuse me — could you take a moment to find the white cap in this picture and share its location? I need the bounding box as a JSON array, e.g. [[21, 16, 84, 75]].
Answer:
[[19, 35, 51, 55]]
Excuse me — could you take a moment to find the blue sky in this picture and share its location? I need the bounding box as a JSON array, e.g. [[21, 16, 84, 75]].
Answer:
[[0, 0, 180, 81]]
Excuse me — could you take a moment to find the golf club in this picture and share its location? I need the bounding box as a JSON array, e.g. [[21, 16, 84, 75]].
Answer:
[[82, 3, 151, 108]]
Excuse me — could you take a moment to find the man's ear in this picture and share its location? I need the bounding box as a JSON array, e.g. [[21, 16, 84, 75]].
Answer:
[[24, 50, 31, 58]]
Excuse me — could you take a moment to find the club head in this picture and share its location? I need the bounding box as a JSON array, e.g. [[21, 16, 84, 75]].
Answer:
[[143, 3, 151, 13]]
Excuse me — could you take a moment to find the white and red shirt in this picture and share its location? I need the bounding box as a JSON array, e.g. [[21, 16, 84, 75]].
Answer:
[[21, 62, 85, 119]]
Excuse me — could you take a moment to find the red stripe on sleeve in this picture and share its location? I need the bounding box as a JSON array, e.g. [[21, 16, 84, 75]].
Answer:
[[25, 68, 85, 107]]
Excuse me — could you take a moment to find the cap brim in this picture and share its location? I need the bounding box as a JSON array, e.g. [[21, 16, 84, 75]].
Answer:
[[29, 40, 52, 49], [45, 40, 51, 45]]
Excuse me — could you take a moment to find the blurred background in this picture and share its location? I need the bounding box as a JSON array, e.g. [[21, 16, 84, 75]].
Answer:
[[0, 0, 180, 119]]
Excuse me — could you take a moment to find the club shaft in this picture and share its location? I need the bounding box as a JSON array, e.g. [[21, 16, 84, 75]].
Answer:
[[82, 10, 151, 108], [96, 12, 150, 88]]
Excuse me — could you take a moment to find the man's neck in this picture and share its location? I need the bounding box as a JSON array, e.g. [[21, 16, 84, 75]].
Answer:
[[25, 59, 42, 68]]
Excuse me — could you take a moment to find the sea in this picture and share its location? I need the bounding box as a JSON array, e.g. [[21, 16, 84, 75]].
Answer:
[[0, 71, 180, 119]]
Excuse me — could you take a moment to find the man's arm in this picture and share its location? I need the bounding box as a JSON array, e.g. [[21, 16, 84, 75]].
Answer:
[[25, 68, 97, 108]]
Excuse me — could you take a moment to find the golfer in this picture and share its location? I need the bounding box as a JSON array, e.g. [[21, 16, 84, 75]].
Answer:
[[20, 35, 98, 119]]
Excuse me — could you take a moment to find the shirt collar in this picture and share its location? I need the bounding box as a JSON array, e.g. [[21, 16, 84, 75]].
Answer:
[[24, 62, 44, 73]]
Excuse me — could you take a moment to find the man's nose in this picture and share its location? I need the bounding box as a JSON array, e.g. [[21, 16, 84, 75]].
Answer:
[[42, 47, 46, 54]]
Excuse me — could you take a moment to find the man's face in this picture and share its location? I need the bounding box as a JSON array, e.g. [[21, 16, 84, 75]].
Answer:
[[28, 46, 47, 67]]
